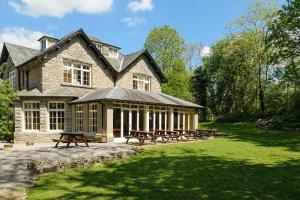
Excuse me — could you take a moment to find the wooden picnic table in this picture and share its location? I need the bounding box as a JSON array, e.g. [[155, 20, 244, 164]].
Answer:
[[52, 132, 91, 148], [125, 130, 156, 144], [174, 129, 198, 140], [153, 130, 179, 142]]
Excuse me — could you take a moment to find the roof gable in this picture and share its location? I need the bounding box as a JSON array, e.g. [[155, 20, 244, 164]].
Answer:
[[119, 50, 167, 83], [12, 29, 117, 74], [0, 43, 39, 66]]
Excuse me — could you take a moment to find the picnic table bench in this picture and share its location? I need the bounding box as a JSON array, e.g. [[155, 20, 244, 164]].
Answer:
[[53, 132, 93, 148], [125, 130, 156, 144], [153, 130, 179, 142], [174, 129, 198, 140]]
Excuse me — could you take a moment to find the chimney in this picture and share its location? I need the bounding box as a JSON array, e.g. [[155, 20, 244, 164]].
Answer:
[[38, 36, 59, 51]]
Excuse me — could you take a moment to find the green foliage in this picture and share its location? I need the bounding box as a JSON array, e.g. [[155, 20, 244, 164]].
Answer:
[[0, 81, 18, 141], [144, 25, 193, 101], [266, 0, 300, 85], [144, 25, 185, 72], [190, 67, 209, 121], [191, 0, 300, 121]]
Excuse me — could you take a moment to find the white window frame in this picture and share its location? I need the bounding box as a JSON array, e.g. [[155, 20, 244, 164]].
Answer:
[[109, 47, 118, 58], [48, 101, 65, 131], [9, 70, 17, 89], [89, 103, 97, 132], [23, 101, 40, 131], [133, 74, 151, 91], [63, 61, 91, 87], [75, 105, 84, 132]]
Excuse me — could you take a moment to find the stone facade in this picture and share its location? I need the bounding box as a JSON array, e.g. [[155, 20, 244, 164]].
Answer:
[[2, 34, 199, 143], [116, 55, 162, 92], [42, 37, 114, 92]]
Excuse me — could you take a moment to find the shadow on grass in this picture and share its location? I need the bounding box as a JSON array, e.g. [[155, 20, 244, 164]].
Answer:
[[28, 150, 300, 200], [203, 122, 300, 152]]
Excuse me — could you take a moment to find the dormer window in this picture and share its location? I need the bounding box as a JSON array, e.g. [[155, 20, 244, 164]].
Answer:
[[95, 44, 102, 51], [109, 48, 118, 58], [38, 36, 59, 51], [133, 74, 150, 91], [41, 40, 46, 51]]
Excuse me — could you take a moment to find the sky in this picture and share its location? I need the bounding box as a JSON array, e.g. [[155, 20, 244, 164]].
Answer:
[[0, 0, 285, 55]]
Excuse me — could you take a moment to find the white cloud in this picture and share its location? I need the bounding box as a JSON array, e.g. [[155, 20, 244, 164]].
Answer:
[[0, 27, 44, 50], [8, 0, 114, 18], [127, 0, 153, 12], [122, 16, 146, 27], [201, 46, 211, 57]]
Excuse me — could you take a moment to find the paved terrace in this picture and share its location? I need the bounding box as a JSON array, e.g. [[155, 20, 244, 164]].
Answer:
[[0, 143, 140, 200]]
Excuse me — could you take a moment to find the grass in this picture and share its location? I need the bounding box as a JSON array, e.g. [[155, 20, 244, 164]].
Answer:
[[27, 122, 300, 200]]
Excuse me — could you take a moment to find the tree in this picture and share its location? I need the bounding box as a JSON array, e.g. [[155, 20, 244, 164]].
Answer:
[[182, 43, 203, 72], [144, 25, 193, 101], [190, 67, 209, 121], [266, 0, 300, 86], [0, 81, 18, 141], [144, 25, 185, 72], [227, 0, 278, 112]]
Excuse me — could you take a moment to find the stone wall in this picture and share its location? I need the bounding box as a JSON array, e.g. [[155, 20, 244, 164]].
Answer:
[[116, 55, 162, 92], [42, 36, 114, 92], [27, 62, 42, 91]]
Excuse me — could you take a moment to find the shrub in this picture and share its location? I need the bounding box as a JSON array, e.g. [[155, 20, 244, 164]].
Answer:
[[0, 81, 18, 141]]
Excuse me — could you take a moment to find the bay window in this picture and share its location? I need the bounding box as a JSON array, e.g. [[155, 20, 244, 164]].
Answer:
[[133, 74, 150, 91], [49, 102, 65, 130], [63, 61, 91, 86], [24, 102, 40, 130]]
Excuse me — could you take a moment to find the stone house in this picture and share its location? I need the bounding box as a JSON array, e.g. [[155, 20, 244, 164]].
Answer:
[[0, 29, 201, 142]]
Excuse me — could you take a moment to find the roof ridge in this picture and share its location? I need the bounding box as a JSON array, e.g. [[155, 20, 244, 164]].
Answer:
[[124, 49, 145, 57]]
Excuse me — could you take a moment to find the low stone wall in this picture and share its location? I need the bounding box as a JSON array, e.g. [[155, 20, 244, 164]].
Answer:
[[27, 146, 141, 174], [14, 132, 61, 143]]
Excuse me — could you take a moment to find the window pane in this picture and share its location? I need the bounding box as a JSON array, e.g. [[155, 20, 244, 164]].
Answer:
[[83, 71, 90, 86], [24, 102, 40, 130]]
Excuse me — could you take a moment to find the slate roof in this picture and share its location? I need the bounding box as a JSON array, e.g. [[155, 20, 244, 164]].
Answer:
[[18, 86, 93, 97], [1, 43, 39, 66], [71, 87, 202, 108], [104, 49, 166, 82]]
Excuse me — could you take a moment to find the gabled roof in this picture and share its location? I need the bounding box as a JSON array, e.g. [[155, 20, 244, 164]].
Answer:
[[71, 87, 201, 108], [0, 28, 166, 82], [104, 49, 167, 83], [0, 43, 39, 66], [16, 29, 117, 74]]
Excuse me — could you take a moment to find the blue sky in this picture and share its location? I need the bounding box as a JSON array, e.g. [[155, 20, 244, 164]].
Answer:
[[0, 0, 284, 54]]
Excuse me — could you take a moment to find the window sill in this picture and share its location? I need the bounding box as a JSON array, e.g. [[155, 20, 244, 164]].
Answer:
[[61, 84, 94, 89]]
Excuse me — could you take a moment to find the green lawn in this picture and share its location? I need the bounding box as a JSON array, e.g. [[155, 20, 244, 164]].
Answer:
[[27, 123, 300, 200]]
